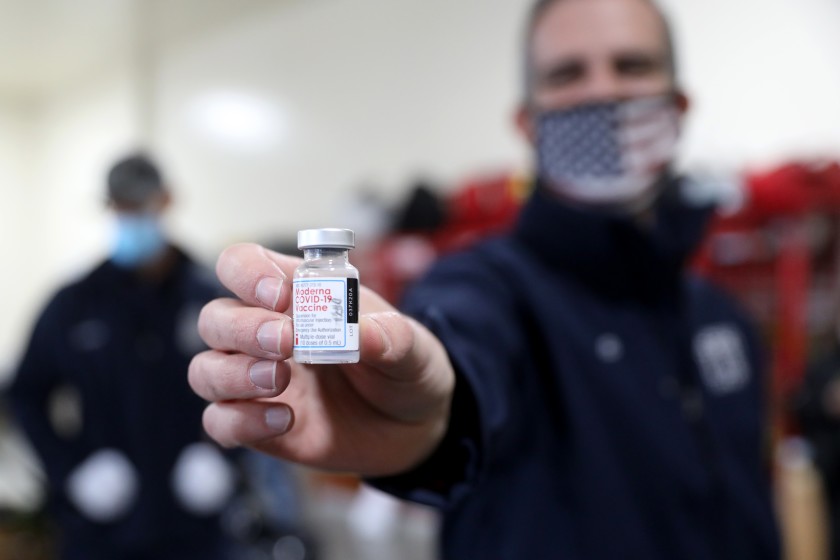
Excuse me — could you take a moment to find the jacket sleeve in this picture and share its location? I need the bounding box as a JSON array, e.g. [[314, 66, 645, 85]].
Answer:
[[368, 247, 526, 508], [7, 295, 87, 493]]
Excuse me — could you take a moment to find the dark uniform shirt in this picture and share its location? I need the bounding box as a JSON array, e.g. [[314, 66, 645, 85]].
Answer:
[[8, 248, 232, 560], [374, 182, 781, 559]]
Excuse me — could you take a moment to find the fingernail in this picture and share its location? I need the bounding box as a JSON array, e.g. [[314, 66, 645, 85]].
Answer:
[[256, 277, 283, 309], [249, 360, 276, 390], [257, 319, 286, 355], [265, 407, 291, 433]]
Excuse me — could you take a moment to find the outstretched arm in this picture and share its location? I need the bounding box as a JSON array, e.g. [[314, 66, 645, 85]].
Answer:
[[189, 243, 455, 477]]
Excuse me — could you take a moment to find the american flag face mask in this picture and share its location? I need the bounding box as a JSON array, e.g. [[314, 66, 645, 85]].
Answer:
[[536, 94, 680, 208]]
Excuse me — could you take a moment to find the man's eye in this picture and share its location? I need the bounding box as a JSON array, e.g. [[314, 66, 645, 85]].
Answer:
[[541, 64, 584, 87], [615, 56, 663, 76]]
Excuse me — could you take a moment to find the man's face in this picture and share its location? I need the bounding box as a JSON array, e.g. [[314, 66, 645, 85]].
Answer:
[[524, 0, 675, 117], [109, 190, 170, 217], [517, 0, 688, 210]]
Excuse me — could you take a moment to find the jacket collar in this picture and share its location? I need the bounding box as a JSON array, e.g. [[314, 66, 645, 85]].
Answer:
[[513, 176, 714, 304], [98, 245, 191, 288]]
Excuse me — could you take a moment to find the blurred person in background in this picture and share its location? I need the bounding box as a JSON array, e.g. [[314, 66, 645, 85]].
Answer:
[[188, 0, 781, 558], [795, 312, 840, 560], [7, 154, 241, 559]]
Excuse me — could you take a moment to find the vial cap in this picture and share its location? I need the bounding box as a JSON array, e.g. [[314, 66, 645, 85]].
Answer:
[[297, 228, 355, 250]]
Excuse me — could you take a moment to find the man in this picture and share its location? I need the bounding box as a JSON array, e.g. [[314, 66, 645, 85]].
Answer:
[[9, 155, 238, 559], [796, 331, 840, 559], [188, 0, 781, 557]]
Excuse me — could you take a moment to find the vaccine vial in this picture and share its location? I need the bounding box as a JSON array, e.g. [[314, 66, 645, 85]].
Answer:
[[293, 228, 360, 364]]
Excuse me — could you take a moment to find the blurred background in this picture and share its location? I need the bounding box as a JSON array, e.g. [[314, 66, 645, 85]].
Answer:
[[1, 0, 839, 558]]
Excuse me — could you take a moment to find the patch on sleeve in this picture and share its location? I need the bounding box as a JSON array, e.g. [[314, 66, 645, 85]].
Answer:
[[693, 324, 750, 395]]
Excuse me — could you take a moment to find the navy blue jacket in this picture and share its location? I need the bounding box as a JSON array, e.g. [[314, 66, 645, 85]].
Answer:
[[8, 248, 232, 559], [375, 183, 780, 559]]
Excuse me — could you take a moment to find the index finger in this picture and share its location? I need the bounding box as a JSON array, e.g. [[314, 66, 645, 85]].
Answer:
[[216, 243, 301, 311]]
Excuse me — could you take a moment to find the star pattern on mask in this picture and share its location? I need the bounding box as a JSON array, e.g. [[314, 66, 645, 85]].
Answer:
[[535, 95, 680, 204], [538, 102, 624, 182]]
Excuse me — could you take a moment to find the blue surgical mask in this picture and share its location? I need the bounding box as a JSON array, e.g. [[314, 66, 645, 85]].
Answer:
[[536, 95, 680, 210], [111, 214, 167, 268]]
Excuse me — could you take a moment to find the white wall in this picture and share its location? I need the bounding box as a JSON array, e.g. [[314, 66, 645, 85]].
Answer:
[[662, 0, 840, 170], [154, 0, 529, 257], [0, 101, 36, 378], [0, 72, 140, 384], [2, 0, 840, 372], [32, 71, 142, 276]]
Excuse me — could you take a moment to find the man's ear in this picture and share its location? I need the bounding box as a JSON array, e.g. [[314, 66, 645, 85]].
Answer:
[[674, 89, 690, 116], [514, 103, 537, 147], [672, 90, 691, 139], [155, 189, 173, 213]]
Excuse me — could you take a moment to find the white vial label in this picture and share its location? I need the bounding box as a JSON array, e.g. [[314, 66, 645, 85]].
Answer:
[[293, 277, 359, 351]]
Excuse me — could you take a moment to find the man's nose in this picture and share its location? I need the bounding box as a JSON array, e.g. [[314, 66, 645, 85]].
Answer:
[[579, 66, 623, 103]]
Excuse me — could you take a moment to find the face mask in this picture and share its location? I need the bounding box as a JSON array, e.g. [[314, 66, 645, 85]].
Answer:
[[536, 94, 680, 210], [111, 213, 166, 268]]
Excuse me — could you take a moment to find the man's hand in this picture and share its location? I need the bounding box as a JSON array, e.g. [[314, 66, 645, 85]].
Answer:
[[189, 243, 455, 477]]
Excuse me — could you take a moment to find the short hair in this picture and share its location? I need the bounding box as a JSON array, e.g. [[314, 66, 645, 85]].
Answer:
[[521, 0, 678, 102], [106, 153, 166, 205]]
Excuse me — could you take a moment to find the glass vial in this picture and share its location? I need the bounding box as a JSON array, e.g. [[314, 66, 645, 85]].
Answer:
[[293, 228, 360, 364]]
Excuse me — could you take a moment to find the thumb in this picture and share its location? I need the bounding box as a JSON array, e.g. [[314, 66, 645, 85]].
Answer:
[[356, 310, 454, 426], [360, 311, 451, 387], [361, 312, 422, 376]]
